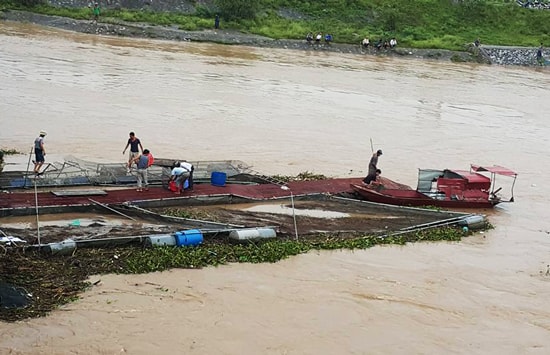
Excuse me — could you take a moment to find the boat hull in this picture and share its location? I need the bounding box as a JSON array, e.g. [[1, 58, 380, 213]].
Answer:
[[351, 184, 499, 209]]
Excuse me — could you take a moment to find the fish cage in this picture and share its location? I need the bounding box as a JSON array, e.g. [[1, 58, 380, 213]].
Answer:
[[0, 156, 258, 189]]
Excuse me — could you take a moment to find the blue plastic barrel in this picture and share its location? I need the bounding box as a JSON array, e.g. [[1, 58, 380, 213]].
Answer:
[[211, 172, 227, 187], [174, 229, 203, 247]]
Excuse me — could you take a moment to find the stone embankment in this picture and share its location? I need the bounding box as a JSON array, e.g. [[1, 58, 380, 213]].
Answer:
[[481, 45, 541, 66]]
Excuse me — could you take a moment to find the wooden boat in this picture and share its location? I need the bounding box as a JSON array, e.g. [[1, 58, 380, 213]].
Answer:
[[351, 165, 517, 209]]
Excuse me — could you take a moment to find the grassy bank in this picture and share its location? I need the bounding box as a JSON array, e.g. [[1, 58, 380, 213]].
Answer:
[[1, 226, 474, 322], [2, 0, 550, 50]]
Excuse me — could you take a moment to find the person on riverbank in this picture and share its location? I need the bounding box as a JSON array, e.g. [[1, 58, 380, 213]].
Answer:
[[170, 163, 190, 194], [390, 38, 398, 48], [33, 131, 47, 174], [537, 43, 544, 65], [92, 2, 100, 24], [315, 32, 322, 43], [131, 149, 153, 192], [214, 14, 220, 30], [362, 37, 370, 49], [123, 132, 143, 173], [306, 32, 313, 44], [363, 149, 383, 185]]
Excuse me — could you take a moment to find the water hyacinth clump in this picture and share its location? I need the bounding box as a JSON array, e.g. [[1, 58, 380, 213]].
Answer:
[[0, 226, 473, 322]]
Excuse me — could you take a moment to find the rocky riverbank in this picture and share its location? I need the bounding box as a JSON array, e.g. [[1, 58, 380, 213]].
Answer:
[[482, 45, 542, 66], [0, 9, 544, 66]]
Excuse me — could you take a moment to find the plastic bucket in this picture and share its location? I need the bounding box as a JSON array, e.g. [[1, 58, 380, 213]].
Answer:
[[149, 234, 177, 247], [169, 179, 189, 191], [174, 229, 203, 247], [211, 172, 227, 187], [168, 180, 178, 192], [229, 228, 277, 242]]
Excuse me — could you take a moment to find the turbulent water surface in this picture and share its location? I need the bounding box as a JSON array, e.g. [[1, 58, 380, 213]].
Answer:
[[1, 21, 550, 354]]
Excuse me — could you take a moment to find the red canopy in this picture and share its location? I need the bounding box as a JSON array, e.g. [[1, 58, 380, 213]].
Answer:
[[471, 165, 517, 177]]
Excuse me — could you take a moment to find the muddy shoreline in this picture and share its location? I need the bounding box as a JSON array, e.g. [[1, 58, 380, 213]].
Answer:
[[1, 9, 480, 64]]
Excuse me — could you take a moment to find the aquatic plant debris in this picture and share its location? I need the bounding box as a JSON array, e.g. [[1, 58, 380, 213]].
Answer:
[[0, 226, 476, 322]]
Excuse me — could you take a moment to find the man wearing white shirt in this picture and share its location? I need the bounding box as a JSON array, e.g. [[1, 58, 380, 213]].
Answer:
[[170, 163, 190, 194], [179, 160, 194, 190]]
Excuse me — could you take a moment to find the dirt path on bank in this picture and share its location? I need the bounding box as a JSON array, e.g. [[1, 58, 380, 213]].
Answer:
[[1, 9, 477, 63]]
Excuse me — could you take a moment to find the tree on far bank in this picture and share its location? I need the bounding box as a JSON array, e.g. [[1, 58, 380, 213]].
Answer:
[[13, 0, 46, 6], [215, 0, 261, 20]]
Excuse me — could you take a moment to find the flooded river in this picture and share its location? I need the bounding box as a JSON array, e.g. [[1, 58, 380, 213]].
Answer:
[[1, 21, 550, 354]]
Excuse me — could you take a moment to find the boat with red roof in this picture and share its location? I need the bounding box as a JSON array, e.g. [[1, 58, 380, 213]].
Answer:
[[351, 165, 517, 209]]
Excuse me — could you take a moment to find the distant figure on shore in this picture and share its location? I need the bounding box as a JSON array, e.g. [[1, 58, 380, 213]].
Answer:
[[306, 32, 313, 44], [390, 37, 397, 48], [537, 43, 544, 65], [474, 38, 480, 47], [33, 131, 47, 174], [131, 149, 153, 191], [123, 132, 143, 173], [324, 33, 333, 44], [363, 149, 383, 185], [315, 32, 322, 43], [92, 2, 100, 24], [362, 37, 370, 49], [375, 39, 382, 51], [214, 14, 220, 29]]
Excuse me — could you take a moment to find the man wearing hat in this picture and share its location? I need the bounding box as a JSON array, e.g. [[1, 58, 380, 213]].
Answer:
[[363, 149, 383, 185], [33, 131, 47, 174]]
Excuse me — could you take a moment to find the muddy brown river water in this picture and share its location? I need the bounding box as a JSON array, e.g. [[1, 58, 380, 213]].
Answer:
[[1, 21, 550, 354]]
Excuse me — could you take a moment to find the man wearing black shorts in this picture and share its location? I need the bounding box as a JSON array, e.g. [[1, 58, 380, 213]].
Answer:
[[33, 131, 47, 174], [123, 131, 143, 173]]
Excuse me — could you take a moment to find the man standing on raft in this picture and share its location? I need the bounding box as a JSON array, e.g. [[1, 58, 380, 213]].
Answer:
[[363, 149, 383, 185], [33, 131, 47, 174], [122, 131, 143, 173]]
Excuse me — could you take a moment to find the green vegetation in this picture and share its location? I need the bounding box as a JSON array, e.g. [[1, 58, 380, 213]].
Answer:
[[162, 207, 224, 221], [0, 149, 20, 171], [3, 0, 550, 50], [270, 171, 328, 183], [0, 148, 21, 155], [215, 0, 261, 20], [0, 225, 472, 321]]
